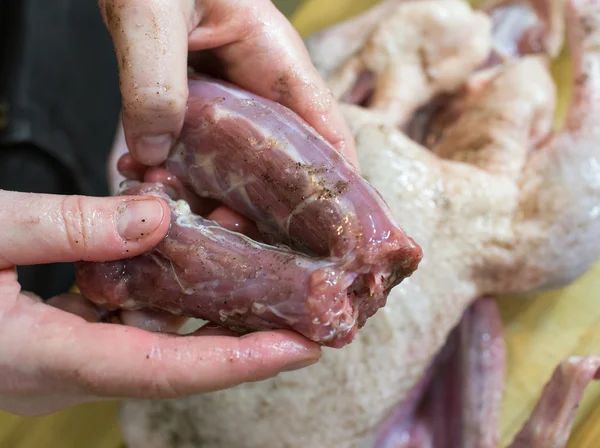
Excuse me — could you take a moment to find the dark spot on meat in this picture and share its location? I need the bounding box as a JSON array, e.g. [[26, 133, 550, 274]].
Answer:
[[75, 240, 79, 244], [142, 219, 146, 222], [318, 188, 335, 200], [284, 182, 301, 194], [297, 163, 330, 176], [334, 180, 349, 194], [146, 354, 150, 359]]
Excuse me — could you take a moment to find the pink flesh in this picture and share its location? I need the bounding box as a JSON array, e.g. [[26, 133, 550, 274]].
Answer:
[[374, 297, 506, 448], [75, 77, 423, 347], [341, 71, 377, 107], [168, 76, 420, 263], [509, 357, 600, 448], [76, 182, 360, 347], [163, 75, 422, 320]]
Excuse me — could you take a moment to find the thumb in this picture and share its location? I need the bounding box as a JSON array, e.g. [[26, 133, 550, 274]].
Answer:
[[98, 0, 192, 166], [0, 190, 170, 269]]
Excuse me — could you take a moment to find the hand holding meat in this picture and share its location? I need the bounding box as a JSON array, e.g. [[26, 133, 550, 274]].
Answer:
[[99, 0, 357, 167], [76, 74, 423, 347], [0, 190, 321, 417]]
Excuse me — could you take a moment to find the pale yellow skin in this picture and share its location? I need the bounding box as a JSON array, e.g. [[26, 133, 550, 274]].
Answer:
[[120, 0, 600, 446], [306, 0, 493, 126]]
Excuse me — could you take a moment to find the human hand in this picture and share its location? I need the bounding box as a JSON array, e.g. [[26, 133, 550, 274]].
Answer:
[[0, 189, 321, 417], [99, 0, 357, 167]]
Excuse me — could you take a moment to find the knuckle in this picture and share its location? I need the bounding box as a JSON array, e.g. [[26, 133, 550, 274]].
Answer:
[[60, 195, 90, 257], [122, 86, 188, 127], [140, 358, 184, 400], [150, 372, 180, 399], [230, 1, 278, 41]]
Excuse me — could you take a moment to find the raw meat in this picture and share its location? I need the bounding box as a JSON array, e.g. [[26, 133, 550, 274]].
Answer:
[[305, 0, 493, 126], [75, 78, 423, 348], [374, 297, 506, 448], [118, 0, 600, 446], [76, 182, 356, 346], [165, 76, 420, 266]]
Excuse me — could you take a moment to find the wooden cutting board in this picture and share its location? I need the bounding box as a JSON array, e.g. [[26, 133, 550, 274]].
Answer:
[[1, 0, 599, 446]]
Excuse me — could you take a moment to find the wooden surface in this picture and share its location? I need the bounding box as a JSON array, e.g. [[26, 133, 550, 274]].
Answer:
[[2, 0, 600, 446]]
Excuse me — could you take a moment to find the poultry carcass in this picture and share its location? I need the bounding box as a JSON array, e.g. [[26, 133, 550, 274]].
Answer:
[[114, 0, 600, 446]]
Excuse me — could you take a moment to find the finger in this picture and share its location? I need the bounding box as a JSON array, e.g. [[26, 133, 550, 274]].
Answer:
[[98, 0, 192, 166], [117, 153, 147, 181], [0, 190, 170, 268], [120, 309, 189, 333], [117, 160, 224, 217], [107, 117, 129, 195], [5, 304, 321, 400], [206, 206, 261, 239], [47, 293, 105, 323], [188, 0, 358, 166]]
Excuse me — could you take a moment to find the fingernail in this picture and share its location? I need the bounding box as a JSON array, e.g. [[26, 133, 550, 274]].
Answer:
[[117, 198, 164, 240], [282, 357, 319, 372], [135, 134, 173, 166]]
